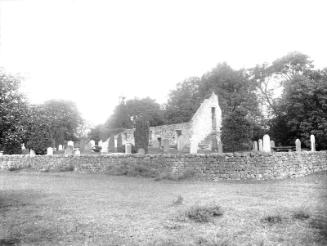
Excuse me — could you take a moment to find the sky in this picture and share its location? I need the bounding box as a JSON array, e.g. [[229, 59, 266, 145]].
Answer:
[[0, 0, 327, 126]]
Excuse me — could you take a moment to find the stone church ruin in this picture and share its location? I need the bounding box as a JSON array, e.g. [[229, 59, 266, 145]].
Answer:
[[100, 92, 222, 154]]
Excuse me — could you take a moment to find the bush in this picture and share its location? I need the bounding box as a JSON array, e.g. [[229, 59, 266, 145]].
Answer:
[[59, 165, 75, 172], [183, 205, 223, 223], [292, 210, 310, 220], [261, 215, 283, 225]]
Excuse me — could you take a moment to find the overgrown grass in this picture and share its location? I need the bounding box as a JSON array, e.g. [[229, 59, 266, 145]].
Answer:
[[171, 195, 183, 206], [59, 164, 75, 172], [181, 204, 223, 223], [155, 168, 196, 181], [8, 166, 23, 172], [106, 162, 158, 178]]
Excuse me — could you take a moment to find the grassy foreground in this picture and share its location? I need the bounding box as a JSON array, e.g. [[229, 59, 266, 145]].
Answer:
[[0, 170, 326, 246]]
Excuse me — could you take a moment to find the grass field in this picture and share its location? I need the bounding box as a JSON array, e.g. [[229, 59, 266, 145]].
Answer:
[[0, 170, 327, 246]]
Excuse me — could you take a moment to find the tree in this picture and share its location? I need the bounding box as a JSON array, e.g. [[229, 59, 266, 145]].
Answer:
[[0, 72, 28, 154], [133, 116, 150, 153], [221, 108, 253, 152], [164, 77, 202, 124], [274, 70, 327, 149], [42, 100, 83, 147]]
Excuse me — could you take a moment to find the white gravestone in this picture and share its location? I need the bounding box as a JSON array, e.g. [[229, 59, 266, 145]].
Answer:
[[253, 141, 258, 151], [90, 140, 95, 148], [263, 135, 271, 153], [98, 140, 103, 147], [30, 149, 36, 157], [310, 135, 316, 151], [21, 143, 26, 150], [295, 139, 301, 152], [47, 147, 53, 156], [58, 144, 63, 151], [74, 148, 80, 156], [258, 139, 263, 152], [67, 141, 74, 147]]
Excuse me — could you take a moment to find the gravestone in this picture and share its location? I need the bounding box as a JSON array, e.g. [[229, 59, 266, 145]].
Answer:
[[58, 144, 63, 151], [74, 148, 80, 156], [162, 139, 169, 153], [137, 148, 145, 155], [46, 147, 53, 156], [90, 140, 95, 148], [258, 139, 263, 152], [310, 135, 316, 151], [125, 143, 132, 154], [21, 143, 26, 150], [0, 151, 3, 156], [30, 149, 36, 157], [101, 139, 109, 153], [295, 139, 301, 152], [98, 140, 103, 147], [218, 140, 223, 154], [64, 146, 74, 157], [270, 140, 275, 149], [253, 141, 258, 151], [263, 134, 271, 152], [67, 141, 74, 147], [108, 137, 115, 152]]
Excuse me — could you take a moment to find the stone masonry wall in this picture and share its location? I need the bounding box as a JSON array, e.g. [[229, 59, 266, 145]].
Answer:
[[0, 151, 326, 180]]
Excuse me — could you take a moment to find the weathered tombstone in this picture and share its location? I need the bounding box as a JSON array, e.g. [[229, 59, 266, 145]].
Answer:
[[21, 143, 26, 150], [90, 140, 95, 148], [0, 151, 3, 156], [137, 148, 145, 155], [262, 134, 271, 152], [270, 140, 275, 148], [64, 146, 74, 157], [258, 139, 263, 152], [310, 135, 316, 151], [58, 144, 63, 151], [125, 143, 132, 154], [74, 148, 80, 156], [30, 149, 36, 157], [253, 141, 258, 151], [295, 139, 301, 152], [162, 139, 169, 153], [46, 147, 53, 156], [67, 141, 74, 147], [108, 137, 115, 152]]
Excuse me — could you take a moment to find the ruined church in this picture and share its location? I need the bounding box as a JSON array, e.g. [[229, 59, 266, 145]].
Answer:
[[100, 92, 222, 154]]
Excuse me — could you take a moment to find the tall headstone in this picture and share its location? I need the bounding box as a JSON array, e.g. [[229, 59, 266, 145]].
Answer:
[[125, 143, 132, 154], [67, 141, 74, 147], [58, 144, 63, 151], [253, 141, 258, 151], [162, 139, 169, 153], [263, 135, 271, 152], [101, 139, 109, 153], [295, 139, 301, 152], [47, 147, 53, 156], [310, 135, 316, 151], [30, 149, 36, 157], [258, 139, 263, 152]]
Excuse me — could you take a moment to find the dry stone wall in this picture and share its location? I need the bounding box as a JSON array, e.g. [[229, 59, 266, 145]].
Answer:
[[0, 151, 326, 180]]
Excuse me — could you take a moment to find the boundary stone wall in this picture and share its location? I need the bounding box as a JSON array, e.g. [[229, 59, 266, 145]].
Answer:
[[0, 151, 326, 180]]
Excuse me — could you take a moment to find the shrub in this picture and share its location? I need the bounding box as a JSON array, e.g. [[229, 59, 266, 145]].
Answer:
[[183, 205, 223, 223], [261, 215, 283, 225], [292, 210, 310, 220], [59, 165, 75, 172], [155, 168, 196, 181]]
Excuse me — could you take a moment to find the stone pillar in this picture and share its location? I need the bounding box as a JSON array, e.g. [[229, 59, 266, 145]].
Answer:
[[258, 139, 263, 152], [310, 135, 316, 151], [125, 143, 132, 154], [47, 147, 53, 156], [30, 149, 36, 157], [295, 139, 301, 152], [253, 141, 258, 151], [162, 139, 169, 153]]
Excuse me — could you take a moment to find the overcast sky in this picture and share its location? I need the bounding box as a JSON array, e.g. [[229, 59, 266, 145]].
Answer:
[[1, 0, 327, 126]]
